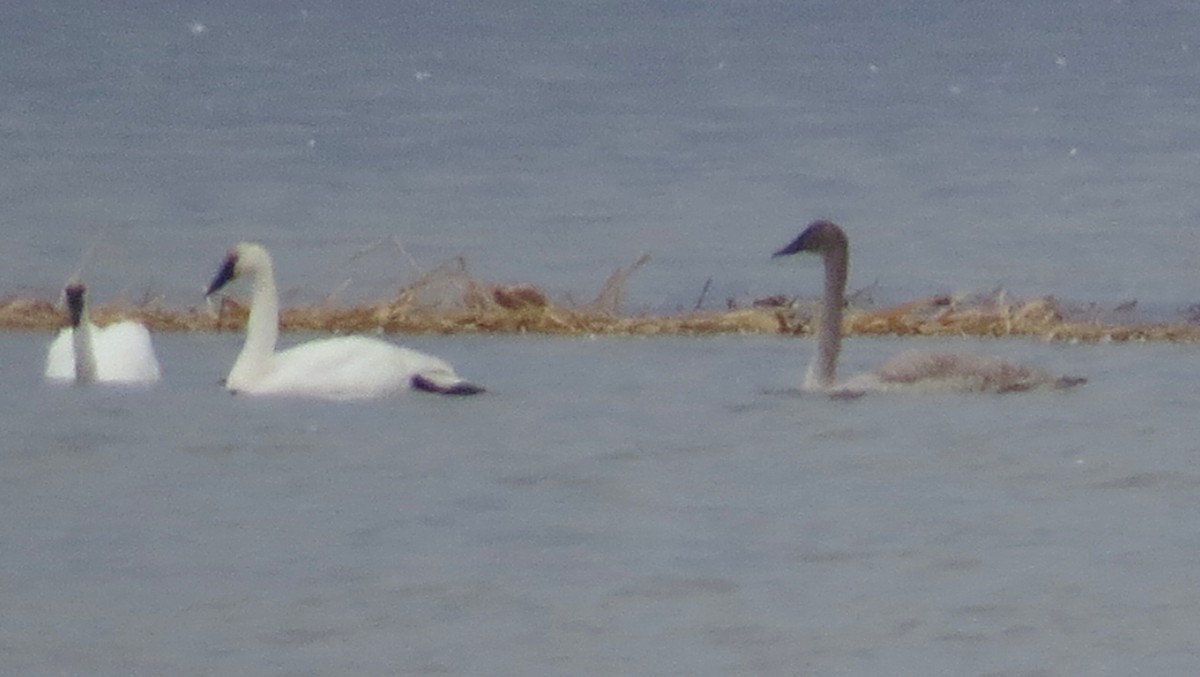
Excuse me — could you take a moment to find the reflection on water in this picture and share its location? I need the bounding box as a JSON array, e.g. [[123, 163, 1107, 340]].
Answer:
[[1, 332, 1198, 675]]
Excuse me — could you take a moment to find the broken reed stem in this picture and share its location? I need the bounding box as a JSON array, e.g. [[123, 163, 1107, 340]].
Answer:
[[694, 278, 712, 311]]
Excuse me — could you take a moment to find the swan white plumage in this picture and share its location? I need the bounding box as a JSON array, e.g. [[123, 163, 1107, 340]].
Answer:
[[205, 242, 484, 399], [773, 220, 1086, 396], [44, 280, 162, 385]]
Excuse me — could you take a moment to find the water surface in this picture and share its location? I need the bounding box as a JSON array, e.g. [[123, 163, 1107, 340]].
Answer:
[[3, 333, 1198, 675], [2, 1, 1199, 312], [3, 1, 1200, 674]]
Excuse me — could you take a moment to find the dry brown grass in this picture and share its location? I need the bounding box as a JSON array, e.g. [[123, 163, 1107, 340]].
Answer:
[[8, 257, 1200, 343]]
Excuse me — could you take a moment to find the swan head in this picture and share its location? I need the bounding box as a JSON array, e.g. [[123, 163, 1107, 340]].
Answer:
[[773, 220, 847, 258], [206, 242, 270, 296], [64, 279, 87, 328]]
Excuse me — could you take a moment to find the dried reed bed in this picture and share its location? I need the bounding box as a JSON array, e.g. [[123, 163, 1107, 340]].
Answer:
[[5, 256, 1200, 343]]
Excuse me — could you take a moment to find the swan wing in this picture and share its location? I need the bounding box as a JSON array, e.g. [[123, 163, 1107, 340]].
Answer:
[[252, 336, 469, 399], [44, 328, 76, 381], [90, 321, 162, 383]]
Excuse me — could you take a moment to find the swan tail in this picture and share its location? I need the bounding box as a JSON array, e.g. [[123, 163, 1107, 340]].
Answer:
[[411, 374, 485, 396]]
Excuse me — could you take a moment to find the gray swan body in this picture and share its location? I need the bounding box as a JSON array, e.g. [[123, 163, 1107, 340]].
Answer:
[[205, 242, 483, 399], [773, 220, 1085, 395]]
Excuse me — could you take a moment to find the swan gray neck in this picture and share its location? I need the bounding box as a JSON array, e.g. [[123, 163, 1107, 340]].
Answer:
[[809, 236, 848, 389], [66, 284, 98, 384]]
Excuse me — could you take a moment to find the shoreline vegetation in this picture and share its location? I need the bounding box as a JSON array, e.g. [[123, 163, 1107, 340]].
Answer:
[[6, 256, 1200, 343]]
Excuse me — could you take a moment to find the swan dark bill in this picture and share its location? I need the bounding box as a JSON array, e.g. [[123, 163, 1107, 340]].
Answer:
[[773, 220, 1085, 395], [206, 253, 238, 296], [205, 242, 485, 399]]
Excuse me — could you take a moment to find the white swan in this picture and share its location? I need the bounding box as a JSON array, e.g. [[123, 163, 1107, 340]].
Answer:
[[44, 280, 162, 385], [773, 220, 1085, 395], [205, 242, 484, 399]]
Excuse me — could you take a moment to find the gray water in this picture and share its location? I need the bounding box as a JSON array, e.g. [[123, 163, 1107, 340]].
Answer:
[[3, 333, 1198, 675], [3, 1, 1200, 675], [4, 1, 1200, 311]]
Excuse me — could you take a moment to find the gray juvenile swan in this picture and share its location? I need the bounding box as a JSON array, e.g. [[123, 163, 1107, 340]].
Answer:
[[206, 242, 483, 399], [44, 280, 162, 385], [773, 220, 1086, 395]]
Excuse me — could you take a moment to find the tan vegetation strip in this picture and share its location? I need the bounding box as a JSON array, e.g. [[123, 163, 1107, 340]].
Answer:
[[4, 290, 1199, 343], [8, 253, 1197, 340]]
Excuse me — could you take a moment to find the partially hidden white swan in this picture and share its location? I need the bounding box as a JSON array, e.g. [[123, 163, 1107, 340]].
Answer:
[[773, 220, 1086, 396], [205, 242, 484, 399], [44, 280, 162, 385]]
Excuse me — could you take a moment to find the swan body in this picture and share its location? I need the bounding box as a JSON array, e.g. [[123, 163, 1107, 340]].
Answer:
[[44, 281, 162, 385], [205, 242, 484, 399], [773, 220, 1085, 396]]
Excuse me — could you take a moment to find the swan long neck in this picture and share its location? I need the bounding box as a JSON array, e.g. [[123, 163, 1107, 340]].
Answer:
[[229, 254, 280, 385], [72, 318, 98, 385], [66, 285, 98, 384], [810, 242, 848, 389]]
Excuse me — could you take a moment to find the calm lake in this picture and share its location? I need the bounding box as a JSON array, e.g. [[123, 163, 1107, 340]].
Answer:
[[3, 1, 1200, 675]]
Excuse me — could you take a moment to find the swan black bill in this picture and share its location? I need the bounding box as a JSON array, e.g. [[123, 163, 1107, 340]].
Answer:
[[772, 234, 812, 258], [206, 254, 238, 296], [65, 283, 86, 327], [411, 374, 486, 396], [773, 219, 843, 258]]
